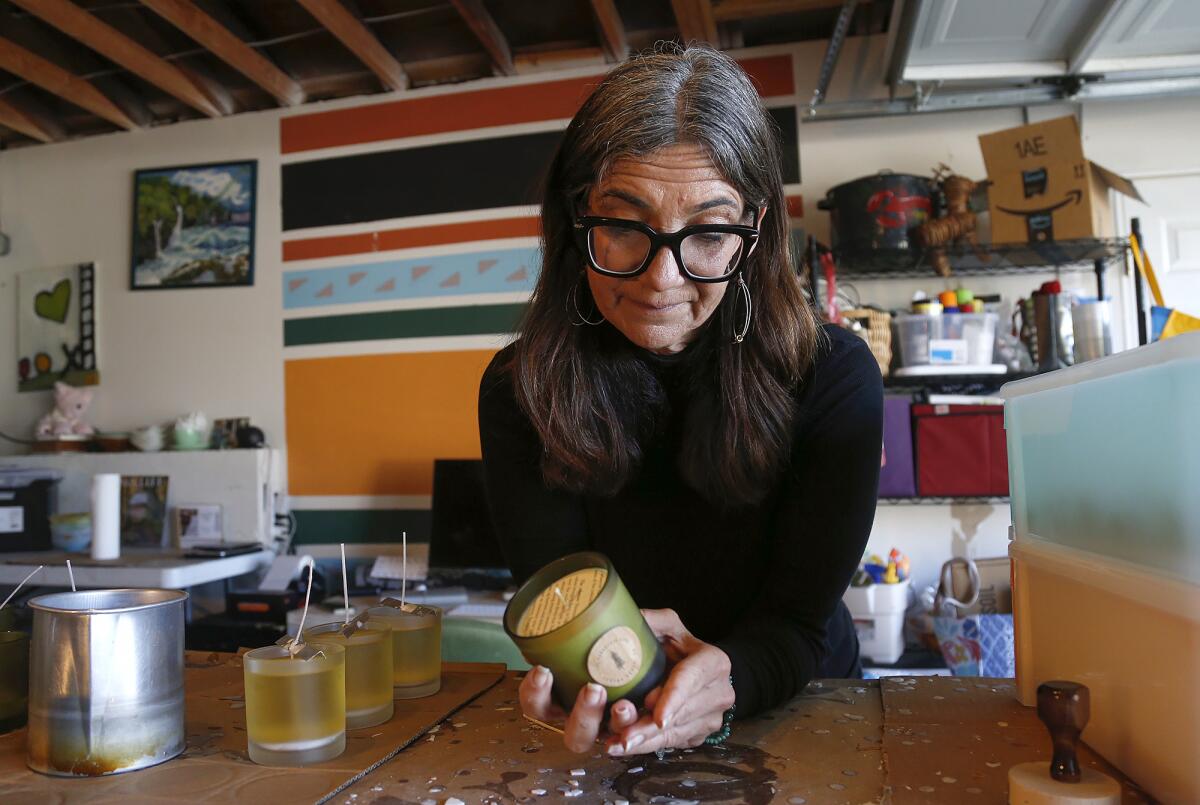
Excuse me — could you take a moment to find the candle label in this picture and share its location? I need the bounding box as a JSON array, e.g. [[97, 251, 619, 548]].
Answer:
[[587, 625, 642, 687], [515, 568, 607, 637]]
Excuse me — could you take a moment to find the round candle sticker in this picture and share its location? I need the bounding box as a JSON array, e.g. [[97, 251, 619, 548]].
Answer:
[[587, 625, 642, 687], [515, 568, 608, 637]]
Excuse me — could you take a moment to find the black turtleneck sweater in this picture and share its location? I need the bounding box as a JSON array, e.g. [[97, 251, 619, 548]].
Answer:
[[478, 323, 883, 717]]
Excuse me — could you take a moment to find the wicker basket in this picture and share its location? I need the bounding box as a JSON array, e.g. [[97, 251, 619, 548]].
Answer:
[[842, 308, 893, 376]]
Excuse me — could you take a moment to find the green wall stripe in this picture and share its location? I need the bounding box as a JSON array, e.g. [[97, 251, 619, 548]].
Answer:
[[293, 509, 432, 546], [284, 303, 527, 347]]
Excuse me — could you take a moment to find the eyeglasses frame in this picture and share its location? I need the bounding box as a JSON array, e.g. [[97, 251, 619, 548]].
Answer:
[[573, 216, 759, 283]]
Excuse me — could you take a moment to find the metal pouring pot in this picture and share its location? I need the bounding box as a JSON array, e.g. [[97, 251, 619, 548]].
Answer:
[[27, 588, 187, 777]]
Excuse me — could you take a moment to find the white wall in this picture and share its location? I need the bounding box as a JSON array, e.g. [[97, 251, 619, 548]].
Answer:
[[2, 34, 1198, 591], [0, 106, 287, 453]]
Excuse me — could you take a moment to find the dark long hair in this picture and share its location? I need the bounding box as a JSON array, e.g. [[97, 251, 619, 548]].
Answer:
[[511, 44, 820, 506]]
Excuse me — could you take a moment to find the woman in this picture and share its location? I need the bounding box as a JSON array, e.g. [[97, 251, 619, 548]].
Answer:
[[479, 44, 882, 757]]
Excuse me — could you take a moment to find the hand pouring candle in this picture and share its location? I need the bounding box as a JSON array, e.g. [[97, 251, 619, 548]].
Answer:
[[503, 552, 666, 711]]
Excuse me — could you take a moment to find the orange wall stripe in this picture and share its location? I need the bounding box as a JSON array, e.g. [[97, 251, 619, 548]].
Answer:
[[285, 350, 498, 496], [786, 194, 804, 219], [281, 75, 600, 154], [280, 55, 794, 155], [283, 215, 541, 261], [738, 55, 795, 98]]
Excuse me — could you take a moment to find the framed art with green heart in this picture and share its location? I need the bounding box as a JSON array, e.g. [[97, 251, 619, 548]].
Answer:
[[16, 262, 99, 393]]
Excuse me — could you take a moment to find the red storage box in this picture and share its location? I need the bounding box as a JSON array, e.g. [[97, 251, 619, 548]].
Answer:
[[913, 403, 1009, 496]]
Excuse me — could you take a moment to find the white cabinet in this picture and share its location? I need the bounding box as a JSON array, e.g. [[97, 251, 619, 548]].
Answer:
[[0, 448, 284, 546]]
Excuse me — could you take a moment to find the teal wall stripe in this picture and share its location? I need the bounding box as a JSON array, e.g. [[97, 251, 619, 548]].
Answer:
[[283, 302, 527, 347], [293, 509, 432, 546]]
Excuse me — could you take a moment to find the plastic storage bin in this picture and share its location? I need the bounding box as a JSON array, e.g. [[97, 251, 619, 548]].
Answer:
[[894, 313, 942, 367], [943, 312, 998, 365], [842, 579, 909, 664], [913, 404, 1008, 496], [879, 397, 916, 497], [1001, 332, 1200, 583], [1001, 332, 1200, 805]]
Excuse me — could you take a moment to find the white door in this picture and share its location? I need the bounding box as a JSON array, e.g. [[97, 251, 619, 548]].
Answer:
[[1116, 172, 1200, 348]]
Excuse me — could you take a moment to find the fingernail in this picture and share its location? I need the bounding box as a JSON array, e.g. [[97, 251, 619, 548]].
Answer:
[[585, 683, 605, 706], [658, 713, 671, 730], [617, 702, 633, 719], [624, 733, 645, 753], [533, 665, 549, 687], [606, 742, 624, 756]]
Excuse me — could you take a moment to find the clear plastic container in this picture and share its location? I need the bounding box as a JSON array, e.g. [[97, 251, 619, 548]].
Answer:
[[894, 313, 943, 367], [1001, 332, 1200, 583], [943, 312, 998, 365]]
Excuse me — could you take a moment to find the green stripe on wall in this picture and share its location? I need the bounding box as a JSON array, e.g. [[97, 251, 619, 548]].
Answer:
[[284, 303, 527, 347], [293, 509, 432, 546]]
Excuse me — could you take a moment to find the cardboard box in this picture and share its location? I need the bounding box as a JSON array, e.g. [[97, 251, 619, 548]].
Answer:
[[979, 115, 1142, 244]]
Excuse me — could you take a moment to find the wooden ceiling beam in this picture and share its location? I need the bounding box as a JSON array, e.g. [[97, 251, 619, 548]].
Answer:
[[295, 0, 408, 91], [589, 0, 628, 62], [139, 0, 304, 106], [671, 0, 718, 45], [711, 0, 855, 22], [8, 0, 223, 117], [0, 95, 61, 142], [0, 36, 138, 130], [449, 0, 515, 76]]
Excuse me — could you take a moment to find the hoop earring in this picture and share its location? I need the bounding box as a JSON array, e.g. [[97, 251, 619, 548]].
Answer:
[[733, 275, 752, 344], [569, 274, 605, 326]]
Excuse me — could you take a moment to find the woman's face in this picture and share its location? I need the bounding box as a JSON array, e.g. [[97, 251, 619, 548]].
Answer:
[[584, 143, 754, 355]]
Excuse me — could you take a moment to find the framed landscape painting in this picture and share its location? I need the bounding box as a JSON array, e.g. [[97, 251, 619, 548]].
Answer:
[[131, 160, 256, 289]]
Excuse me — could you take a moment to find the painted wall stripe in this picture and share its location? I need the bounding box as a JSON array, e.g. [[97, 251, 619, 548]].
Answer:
[[285, 350, 498, 496], [279, 54, 794, 156], [291, 495, 433, 510], [284, 333, 516, 361], [283, 303, 526, 347], [281, 75, 599, 154], [283, 215, 541, 262], [282, 130, 562, 231], [292, 509, 432, 545], [284, 246, 540, 309]]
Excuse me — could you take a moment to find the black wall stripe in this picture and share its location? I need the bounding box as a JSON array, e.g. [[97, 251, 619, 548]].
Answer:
[[282, 108, 801, 231], [282, 130, 562, 231]]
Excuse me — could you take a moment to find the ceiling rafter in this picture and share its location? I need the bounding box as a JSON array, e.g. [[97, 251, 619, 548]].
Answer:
[[0, 94, 61, 142], [712, 0, 856, 22], [589, 0, 628, 62], [294, 0, 409, 91], [671, 0, 718, 45], [138, 0, 305, 107], [449, 0, 515, 76], [0, 36, 138, 130], [8, 0, 224, 118]]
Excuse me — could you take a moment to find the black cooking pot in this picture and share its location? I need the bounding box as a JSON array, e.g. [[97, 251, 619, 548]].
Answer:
[[818, 172, 935, 252]]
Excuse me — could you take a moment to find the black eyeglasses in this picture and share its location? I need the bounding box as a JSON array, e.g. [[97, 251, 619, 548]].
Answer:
[[573, 216, 758, 283]]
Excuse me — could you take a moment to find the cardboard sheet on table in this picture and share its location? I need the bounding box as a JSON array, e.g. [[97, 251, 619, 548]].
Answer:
[[338, 677, 886, 804], [878, 676, 1151, 804], [0, 651, 505, 805]]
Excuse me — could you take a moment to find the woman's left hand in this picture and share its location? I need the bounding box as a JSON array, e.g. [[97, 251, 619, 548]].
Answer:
[[606, 608, 735, 756]]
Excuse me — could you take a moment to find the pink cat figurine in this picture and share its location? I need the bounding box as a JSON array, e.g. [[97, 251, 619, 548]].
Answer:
[[36, 382, 95, 438]]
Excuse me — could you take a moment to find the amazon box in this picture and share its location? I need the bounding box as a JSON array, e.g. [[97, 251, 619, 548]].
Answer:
[[979, 115, 1141, 244]]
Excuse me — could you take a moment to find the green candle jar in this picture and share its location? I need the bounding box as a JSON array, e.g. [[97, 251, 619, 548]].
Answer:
[[503, 552, 666, 711], [0, 630, 30, 734]]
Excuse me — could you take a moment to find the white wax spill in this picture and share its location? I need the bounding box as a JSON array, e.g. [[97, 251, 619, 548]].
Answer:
[[828, 783, 845, 791], [570, 769, 586, 776], [942, 777, 958, 783]]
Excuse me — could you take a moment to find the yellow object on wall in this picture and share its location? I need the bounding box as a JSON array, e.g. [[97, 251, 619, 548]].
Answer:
[[285, 349, 499, 496]]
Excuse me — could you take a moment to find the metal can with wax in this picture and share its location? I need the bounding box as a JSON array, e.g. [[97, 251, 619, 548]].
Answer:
[[504, 552, 666, 711]]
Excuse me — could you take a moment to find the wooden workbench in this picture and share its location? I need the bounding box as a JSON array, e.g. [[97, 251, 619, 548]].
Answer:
[[0, 653, 1155, 804]]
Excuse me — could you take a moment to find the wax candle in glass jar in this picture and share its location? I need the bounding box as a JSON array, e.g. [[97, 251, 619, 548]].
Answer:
[[365, 601, 442, 699], [504, 552, 665, 711], [243, 643, 346, 765], [303, 620, 393, 729]]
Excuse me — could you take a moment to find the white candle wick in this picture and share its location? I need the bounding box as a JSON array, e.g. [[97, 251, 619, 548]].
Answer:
[[340, 542, 350, 625], [401, 530, 407, 608], [289, 558, 316, 656], [66, 559, 76, 592]]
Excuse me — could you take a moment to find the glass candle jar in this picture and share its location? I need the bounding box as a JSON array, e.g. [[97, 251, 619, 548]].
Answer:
[[0, 630, 29, 734], [504, 551, 666, 711], [303, 621, 393, 729], [243, 643, 346, 766], [365, 603, 442, 699]]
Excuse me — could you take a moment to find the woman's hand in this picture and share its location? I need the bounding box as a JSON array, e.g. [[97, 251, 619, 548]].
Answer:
[[605, 608, 734, 756], [517, 608, 734, 755]]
